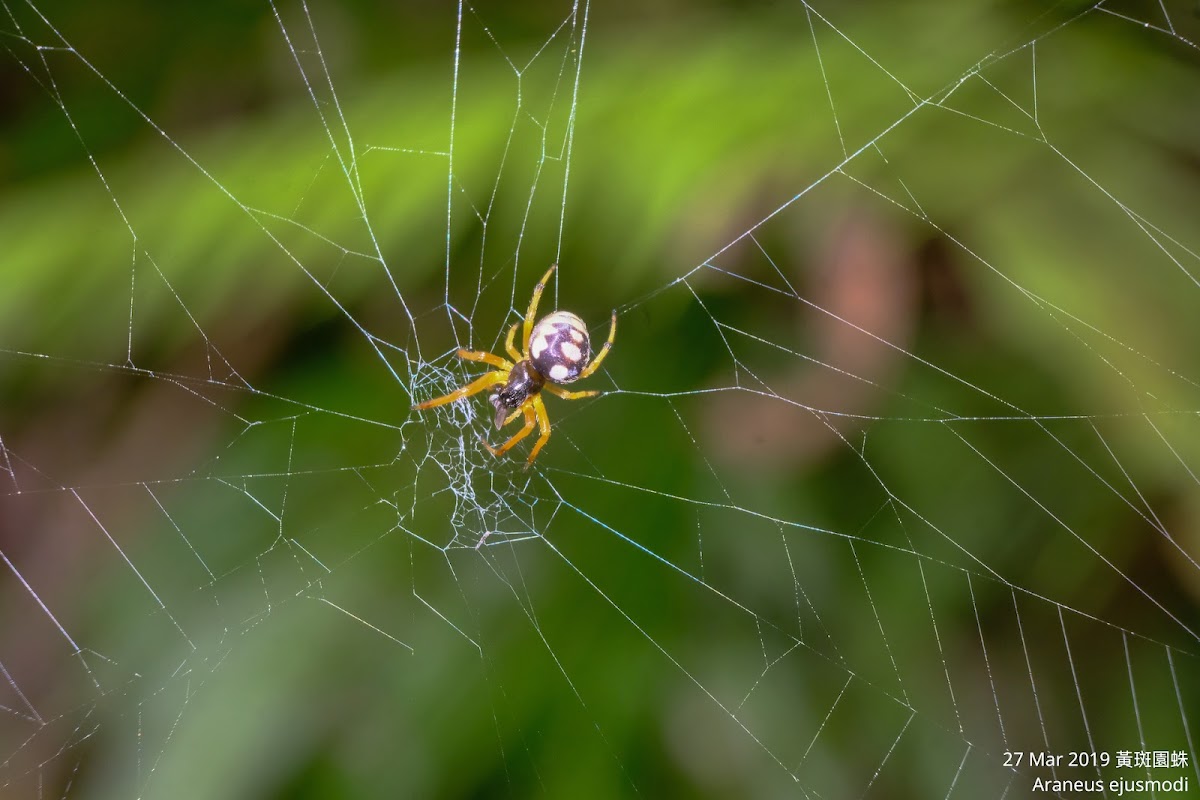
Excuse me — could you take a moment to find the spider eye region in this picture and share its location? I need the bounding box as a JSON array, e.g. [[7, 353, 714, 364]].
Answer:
[[529, 311, 591, 384]]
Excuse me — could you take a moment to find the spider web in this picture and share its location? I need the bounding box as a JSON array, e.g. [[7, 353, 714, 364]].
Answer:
[[0, 0, 1198, 797]]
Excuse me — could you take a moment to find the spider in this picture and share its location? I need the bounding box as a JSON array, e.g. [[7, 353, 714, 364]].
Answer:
[[413, 264, 616, 467]]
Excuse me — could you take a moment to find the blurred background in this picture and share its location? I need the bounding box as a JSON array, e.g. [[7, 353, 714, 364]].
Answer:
[[1, 1, 1199, 797]]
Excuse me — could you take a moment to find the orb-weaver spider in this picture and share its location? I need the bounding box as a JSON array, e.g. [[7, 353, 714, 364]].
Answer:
[[413, 264, 616, 467]]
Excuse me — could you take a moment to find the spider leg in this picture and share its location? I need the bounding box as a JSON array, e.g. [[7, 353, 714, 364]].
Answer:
[[523, 395, 553, 469], [577, 310, 617, 380], [504, 323, 522, 362], [544, 384, 599, 401], [482, 401, 537, 457], [456, 349, 512, 370], [413, 370, 507, 410], [522, 264, 557, 352]]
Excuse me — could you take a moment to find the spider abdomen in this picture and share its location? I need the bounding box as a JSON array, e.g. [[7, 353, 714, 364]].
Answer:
[[529, 311, 591, 384]]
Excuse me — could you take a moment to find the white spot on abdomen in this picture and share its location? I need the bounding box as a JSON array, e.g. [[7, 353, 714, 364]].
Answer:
[[560, 341, 582, 362]]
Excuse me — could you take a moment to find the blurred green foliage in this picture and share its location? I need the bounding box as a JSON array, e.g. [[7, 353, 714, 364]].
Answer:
[[1, 1, 1198, 798]]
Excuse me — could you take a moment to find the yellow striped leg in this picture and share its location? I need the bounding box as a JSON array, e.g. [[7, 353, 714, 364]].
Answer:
[[577, 310, 617, 380], [505, 323, 522, 362], [456, 349, 512, 370], [523, 396, 553, 468], [413, 370, 506, 410], [482, 402, 537, 457], [522, 264, 557, 352], [544, 385, 599, 401]]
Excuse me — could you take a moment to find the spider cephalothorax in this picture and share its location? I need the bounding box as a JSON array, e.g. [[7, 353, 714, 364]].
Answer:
[[413, 264, 616, 467], [489, 360, 544, 429]]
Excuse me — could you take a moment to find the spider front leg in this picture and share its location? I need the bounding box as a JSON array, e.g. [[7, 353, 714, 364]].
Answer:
[[413, 370, 507, 410], [523, 264, 557, 352], [482, 401, 537, 457], [577, 310, 617, 380]]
